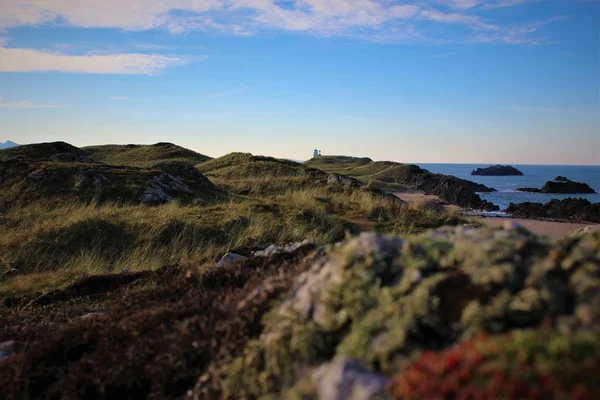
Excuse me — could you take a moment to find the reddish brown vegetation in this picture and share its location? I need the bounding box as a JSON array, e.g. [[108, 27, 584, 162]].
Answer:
[[0, 245, 318, 400], [388, 334, 599, 400]]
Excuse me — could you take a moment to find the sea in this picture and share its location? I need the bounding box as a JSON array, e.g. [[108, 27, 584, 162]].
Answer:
[[417, 164, 600, 213]]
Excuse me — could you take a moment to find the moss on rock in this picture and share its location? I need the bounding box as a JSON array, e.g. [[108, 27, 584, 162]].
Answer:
[[218, 227, 600, 398]]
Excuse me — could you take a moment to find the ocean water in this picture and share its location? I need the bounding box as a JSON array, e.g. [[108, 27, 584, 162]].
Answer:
[[417, 164, 600, 211]]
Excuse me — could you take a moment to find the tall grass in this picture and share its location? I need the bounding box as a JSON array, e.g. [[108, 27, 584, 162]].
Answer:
[[0, 184, 467, 296]]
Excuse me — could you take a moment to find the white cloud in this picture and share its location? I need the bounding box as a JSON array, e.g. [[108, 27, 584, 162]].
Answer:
[[0, 0, 567, 44], [109, 96, 130, 100], [0, 47, 186, 74], [420, 9, 498, 30], [0, 98, 63, 108]]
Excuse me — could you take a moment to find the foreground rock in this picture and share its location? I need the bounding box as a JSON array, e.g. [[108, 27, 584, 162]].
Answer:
[[471, 165, 523, 176], [517, 178, 596, 194], [217, 227, 600, 398], [505, 197, 600, 222]]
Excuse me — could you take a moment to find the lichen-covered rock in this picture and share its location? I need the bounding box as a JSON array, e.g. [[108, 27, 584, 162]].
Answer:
[[327, 174, 363, 187], [139, 173, 194, 205], [219, 226, 600, 398], [152, 161, 215, 187], [311, 357, 389, 400], [216, 253, 249, 268]]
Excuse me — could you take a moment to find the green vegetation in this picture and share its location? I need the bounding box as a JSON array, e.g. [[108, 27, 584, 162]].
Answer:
[[219, 227, 600, 398], [0, 144, 466, 296], [1, 142, 598, 400], [83, 142, 211, 166]]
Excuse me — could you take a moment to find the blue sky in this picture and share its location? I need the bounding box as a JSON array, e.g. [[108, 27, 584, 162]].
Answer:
[[0, 0, 598, 164]]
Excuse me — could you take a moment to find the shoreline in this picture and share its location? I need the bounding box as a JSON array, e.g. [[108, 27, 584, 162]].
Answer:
[[393, 191, 596, 239]]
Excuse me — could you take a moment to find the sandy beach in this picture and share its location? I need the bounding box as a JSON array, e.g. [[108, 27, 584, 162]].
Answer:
[[394, 191, 595, 239]]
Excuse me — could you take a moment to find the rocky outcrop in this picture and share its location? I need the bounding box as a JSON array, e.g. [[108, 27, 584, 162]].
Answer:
[[327, 173, 363, 187], [541, 180, 596, 194], [471, 165, 523, 176], [505, 198, 600, 222], [0, 158, 223, 206], [555, 176, 569, 182], [152, 161, 214, 186], [387, 165, 499, 211], [517, 179, 596, 194], [219, 227, 600, 398]]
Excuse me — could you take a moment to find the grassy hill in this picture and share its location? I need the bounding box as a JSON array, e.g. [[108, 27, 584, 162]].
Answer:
[[0, 142, 223, 208], [83, 142, 212, 167], [306, 155, 499, 211], [0, 143, 465, 297]]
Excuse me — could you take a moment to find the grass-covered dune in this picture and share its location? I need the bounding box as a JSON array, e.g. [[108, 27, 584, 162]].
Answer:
[[83, 142, 212, 167], [0, 142, 463, 297], [306, 156, 500, 211], [0, 142, 223, 208]]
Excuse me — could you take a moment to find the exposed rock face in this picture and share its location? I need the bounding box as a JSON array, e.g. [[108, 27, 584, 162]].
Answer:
[[505, 198, 600, 222], [139, 173, 196, 205], [327, 174, 363, 187], [471, 165, 523, 176], [220, 227, 600, 398], [382, 165, 499, 211], [152, 161, 215, 188], [0, 160, 223, 207], [517, 179, 596, 194]]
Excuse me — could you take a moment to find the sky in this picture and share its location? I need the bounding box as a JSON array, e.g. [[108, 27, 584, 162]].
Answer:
[[0, 0, 599, 165]]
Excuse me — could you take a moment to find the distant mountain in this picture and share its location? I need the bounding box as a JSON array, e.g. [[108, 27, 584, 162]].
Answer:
[[0, 140, 19, 149]]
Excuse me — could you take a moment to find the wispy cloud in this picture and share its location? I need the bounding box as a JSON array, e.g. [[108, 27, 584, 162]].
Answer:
[[0, 0, 570, 45], [108, 96, 130, 100], [0, 47, 187, 74], [205, 88, 248, 99], [0, 98, 63, 108]]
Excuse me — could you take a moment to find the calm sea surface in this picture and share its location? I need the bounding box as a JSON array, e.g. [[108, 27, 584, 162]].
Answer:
[[417, 164, 600, 211]]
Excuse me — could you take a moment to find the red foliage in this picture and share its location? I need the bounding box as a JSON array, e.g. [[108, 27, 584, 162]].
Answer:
[[388, 334, 597, 400]]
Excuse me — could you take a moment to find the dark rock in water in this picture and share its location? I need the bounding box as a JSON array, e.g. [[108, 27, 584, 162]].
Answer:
[[505, 198, 600, 222], [554, 176, 569, 182], [541, 180, 596, 194], [327, 174, 362, 187], [516, 187, 542, 193], [517, 180, 596, 194], [471, 165, 524, 176]]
